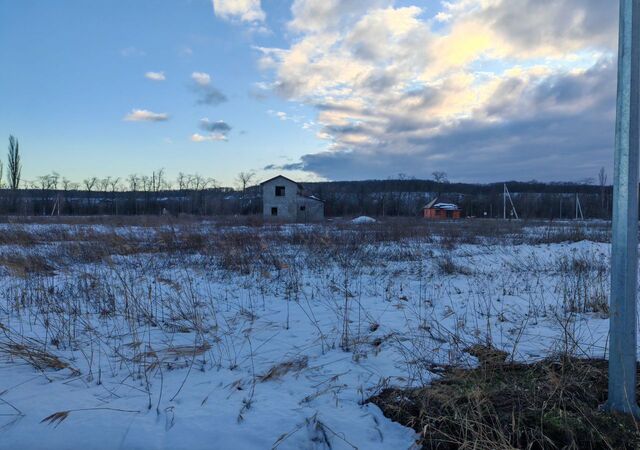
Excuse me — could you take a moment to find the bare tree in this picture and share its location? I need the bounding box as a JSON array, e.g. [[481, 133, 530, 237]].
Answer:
[[62, 177, 72, 191], [36, 173, 58, 215], [598, 167, 608, 216], [7, 135, 21, 191], [598, 167, 607, 187], [236, 171, 255, 213], [432, 171, 448, 197], [432, 171, 449, 184], [177, 172, 187, 191], [49, 172, 60, 190], [109, 177, 120, 192], [83, 177, 98, 211], [192, 174, 206, 191], [109, 177, 121, 214], [127, 174, 140, 214], [236, 171, 255, 195], [83, 177, 97, 192], [99, 177, 111, 192], [152, 169, 165, 193]]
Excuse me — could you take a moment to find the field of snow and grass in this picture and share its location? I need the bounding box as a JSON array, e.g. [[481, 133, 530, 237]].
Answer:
[[0, 216, 617, 449]]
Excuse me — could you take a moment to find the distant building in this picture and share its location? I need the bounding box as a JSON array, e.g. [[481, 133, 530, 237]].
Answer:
[[422, 198, 462, 219], [261, 175, 324, 221]]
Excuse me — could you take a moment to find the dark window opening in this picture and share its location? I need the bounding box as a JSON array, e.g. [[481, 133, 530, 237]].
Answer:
[[275, 186, 285, 197], [271, 207, 278, 216], [300, 206, 306, 211]]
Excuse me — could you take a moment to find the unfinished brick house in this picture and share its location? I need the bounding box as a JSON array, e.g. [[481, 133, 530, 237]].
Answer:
[[261, 175, 324, 221]]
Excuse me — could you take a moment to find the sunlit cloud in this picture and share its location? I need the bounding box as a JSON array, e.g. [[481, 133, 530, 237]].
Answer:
[[123, 109, 169, 122], [253, 0, 618, 181], [191, 72, 211, 86], [145, 71, 166, 81], [191, 132, 228, 142], [212, 0, 265, 23]]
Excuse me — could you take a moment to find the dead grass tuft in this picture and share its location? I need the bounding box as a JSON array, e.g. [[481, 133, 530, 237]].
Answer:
[[0, 254, 56, 277], [370, 356, 640, 450], [259, 356, 309, 382], [41, 411, 70, 427], [0, 340, 77, 373], [436, 253, 471, 276]]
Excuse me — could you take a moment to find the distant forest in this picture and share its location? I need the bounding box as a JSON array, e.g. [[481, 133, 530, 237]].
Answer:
[[0, 135, 615, 220], [0, 178, 613, 220]]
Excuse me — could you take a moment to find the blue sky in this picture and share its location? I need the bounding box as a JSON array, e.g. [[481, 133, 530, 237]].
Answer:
[[0, 0, 320, 186], [0, 0, 620, 186]]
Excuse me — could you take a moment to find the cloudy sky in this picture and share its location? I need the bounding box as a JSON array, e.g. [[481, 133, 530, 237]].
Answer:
[[0, 0, 620, 185]]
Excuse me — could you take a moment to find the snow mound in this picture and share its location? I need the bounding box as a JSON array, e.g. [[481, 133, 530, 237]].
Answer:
[[351, 216, 376, 224]]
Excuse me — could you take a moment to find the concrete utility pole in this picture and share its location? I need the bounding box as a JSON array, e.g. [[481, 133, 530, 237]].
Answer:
[[606, 0, 640, 417]]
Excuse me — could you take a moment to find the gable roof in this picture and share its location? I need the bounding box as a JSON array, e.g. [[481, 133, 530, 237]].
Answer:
[[260, 175, 304, 189], [302, 194, 325, 203], [424, 197, 439, 209], [423, 196, 461, 210], [424, 202, 460, 211]]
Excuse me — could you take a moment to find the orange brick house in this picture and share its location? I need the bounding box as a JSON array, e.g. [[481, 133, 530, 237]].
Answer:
[[422, 198, 462, 219]]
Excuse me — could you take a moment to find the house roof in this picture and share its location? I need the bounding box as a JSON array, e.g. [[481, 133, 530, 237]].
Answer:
[[423, 196, 460, 211], [424, 202, 460, 211], [424, 197, 439, 209], [260, 175, 304, 189], [261, 175, 324, 202], [302, 194, 324, 203]]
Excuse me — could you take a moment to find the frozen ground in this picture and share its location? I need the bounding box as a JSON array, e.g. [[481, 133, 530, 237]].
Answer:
[[0, 218, 616, 449]]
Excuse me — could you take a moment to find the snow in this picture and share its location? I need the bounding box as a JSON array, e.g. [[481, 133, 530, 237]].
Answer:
[[350, 216, 377, 224], [432, 203, 459, 210], [0, 221, 620, 449]]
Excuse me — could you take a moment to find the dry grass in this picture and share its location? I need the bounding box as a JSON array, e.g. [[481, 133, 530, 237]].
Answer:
[[0, 215, 619, 447], [258, 356, 309, 382], [0, 340, 77, 373], [369, 351, 640, 450], [0, 254, 56, 277], [130, 342, 212, 371]]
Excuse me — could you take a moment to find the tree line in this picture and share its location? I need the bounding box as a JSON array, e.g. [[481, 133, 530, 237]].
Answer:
[[1, 135, 614, 219]]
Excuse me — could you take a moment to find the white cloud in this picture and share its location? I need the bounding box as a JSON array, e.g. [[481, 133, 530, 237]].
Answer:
[[212, 0, 265, 23], [191, 72, 211, 86], [276, 111, 287, 121], [120, 46, 145, 57], [124, 109, 169, 122], [191, 133, 228, 142], [289, 0, 392, 33], [254, 0, 618, 181], [435, 12, 452, 22], [267, 109, 305, 123], [145, 71, 166, 81]]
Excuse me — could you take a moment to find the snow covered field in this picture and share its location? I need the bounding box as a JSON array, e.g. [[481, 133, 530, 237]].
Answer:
[[0, 218, 615, 449]]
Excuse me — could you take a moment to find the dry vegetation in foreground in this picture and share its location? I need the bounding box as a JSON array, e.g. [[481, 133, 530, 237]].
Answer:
[[0, 215, 620, 448], [370, 349, 640, 450]]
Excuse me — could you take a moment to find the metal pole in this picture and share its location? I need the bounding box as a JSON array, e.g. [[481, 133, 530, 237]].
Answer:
[[503, 184, 506, 220], [605, 0, 640, 417], [560, 195, 563, 220]]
